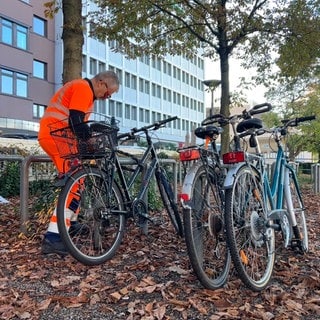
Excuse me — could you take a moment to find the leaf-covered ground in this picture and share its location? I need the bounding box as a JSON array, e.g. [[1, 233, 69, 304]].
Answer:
[[0, 187, 319, 320]]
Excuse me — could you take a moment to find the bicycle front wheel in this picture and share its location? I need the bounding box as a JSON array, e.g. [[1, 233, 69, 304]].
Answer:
[[156, 168, 183, 237], [285, 172, 308, 252], [225, 165, 275, 291], [183, 165, 231, 290], [57, 166, 126, 265]]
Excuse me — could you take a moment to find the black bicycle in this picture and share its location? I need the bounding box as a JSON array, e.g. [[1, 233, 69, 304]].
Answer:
[[50, 114, 183, 265]]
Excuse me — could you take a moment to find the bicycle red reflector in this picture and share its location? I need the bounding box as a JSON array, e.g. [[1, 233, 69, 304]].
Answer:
[[223, 151, 245, 164], [179, 193, 190, 201], [179, 149, 200, 161]]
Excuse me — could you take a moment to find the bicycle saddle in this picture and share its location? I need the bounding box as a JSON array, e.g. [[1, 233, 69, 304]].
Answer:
[[194, 125, 223, 139], [236, 118, 262, 133]]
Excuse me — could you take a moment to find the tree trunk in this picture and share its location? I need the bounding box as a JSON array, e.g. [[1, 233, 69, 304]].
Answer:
[[62, 0, 84, 83], [219, 51, 231, 155], [216, 0, 231, 155]]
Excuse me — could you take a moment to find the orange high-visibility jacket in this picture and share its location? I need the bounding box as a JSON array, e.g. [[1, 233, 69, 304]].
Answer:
[[38, 79, 95, 172], [39, 79, 95, 140]]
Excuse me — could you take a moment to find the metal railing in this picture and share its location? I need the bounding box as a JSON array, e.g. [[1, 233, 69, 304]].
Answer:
[[0, 155, 177, 234], [312, 164, 320, 193]]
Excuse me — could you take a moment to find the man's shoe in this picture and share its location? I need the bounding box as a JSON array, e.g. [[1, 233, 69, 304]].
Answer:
[[41, 238, 68, 256]]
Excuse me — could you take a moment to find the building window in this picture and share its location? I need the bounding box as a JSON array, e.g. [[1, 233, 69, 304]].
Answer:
[[1, 19, 13, 45], [90, 58, 97, 75], [95, 100, 107, 114], [152, 111, 156, 123], [125, 72, 130, 87], [125, 104, 130, 119], [109, 100, 115, 116], [0, 68, 27, 97], [139, 108, 144, 122], [16, 25, 27, 49], [139, 78, 143, 92], [145, 110, 150, 123], [163, 88, 167, 101], [33, 60, 47, 79], [98, 61, 106, 72], [33, 16, 47, 37], [139, 54, 150, 65], [33, 103, 46, 119], [145, 81, 150, 94], [131, 75, 137, 90], [152, 83, 156, 97], [139, 78, 150, 94], [1, 18, 28, 50], [116, 102, 122, 118], [109, 66, 123, 85], [131, 106, 137, 121], [156, 85, 161, 98], [125, 73, 137, 89]]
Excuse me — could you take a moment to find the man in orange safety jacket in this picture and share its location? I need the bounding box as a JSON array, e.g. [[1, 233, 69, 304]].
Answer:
[[38, 70, 119, 255]]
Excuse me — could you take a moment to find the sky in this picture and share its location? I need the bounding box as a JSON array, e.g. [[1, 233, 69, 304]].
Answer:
[[204, 58, 267, 110]]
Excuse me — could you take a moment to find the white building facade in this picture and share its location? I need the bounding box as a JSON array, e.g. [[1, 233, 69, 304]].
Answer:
[[54, 1, 206, 146]]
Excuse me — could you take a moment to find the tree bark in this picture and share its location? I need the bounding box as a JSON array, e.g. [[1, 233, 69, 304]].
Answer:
[[62, 0, 84, 83]]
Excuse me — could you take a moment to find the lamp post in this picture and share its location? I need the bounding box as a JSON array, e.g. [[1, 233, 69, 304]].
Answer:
[[203, 79, 221, 117]]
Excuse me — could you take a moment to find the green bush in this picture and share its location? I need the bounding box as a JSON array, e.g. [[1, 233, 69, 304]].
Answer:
[[0, 161, 20, 197]]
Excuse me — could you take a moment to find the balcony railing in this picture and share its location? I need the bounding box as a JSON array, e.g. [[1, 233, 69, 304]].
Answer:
[[0, 117, 39, 133]]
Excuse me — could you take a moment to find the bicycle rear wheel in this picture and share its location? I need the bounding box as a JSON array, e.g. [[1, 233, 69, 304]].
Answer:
[[183, 165, 230, 289], [225, 165, 275, 291], [285, 171, 308, 252], [156, 168, 183, 237], [57, 166, 126, 265]]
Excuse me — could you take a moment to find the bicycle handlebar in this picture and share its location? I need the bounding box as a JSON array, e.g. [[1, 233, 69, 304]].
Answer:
[[246, 103, 272, 117], [281, 115, 316, 127], [118, 116, 178, 140], [201, 103, 272, 127]]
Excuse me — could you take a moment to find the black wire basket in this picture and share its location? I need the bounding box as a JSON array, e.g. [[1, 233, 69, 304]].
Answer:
[[49, 113, 119, 159]]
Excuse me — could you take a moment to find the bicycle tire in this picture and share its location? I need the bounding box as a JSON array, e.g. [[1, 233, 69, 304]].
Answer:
[[183, 165, 231, 289], [156, 168, 183, 237], [285, 172, 308, 252], [225, 165, 275, 291], [57, 166, 126, 265]]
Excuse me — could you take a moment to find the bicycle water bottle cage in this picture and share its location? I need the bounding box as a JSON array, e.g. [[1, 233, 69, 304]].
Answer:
[[236, 118, 262, 133], [195, 125, 223, 140]]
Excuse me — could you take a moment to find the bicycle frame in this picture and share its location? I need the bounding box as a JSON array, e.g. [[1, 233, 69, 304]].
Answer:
[[224, 127, 304, 249], [113, 141, 162, 210]]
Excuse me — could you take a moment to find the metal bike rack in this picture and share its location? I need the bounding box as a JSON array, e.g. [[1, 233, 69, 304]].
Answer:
[[20, 155, 52, 233], [1, 154, 178, 234], [312, 164, 320, 193]]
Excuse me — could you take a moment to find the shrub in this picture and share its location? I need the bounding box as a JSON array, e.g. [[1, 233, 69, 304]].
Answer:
[[0, 161, 20, 197]]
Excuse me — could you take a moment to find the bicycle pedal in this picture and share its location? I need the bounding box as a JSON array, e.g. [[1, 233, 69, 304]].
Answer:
[[290, 239, 304, 253], [148, 217, 163, 226]]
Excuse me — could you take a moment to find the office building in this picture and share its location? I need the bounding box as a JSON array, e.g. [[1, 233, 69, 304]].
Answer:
[[0, 0, 206, 146]]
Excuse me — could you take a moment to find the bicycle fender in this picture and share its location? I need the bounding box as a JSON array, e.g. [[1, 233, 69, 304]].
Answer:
[[223, 163, 245, 189], [180, 161, 204, 209]]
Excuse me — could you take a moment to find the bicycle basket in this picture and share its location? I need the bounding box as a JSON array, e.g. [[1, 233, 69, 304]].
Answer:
[[49, 113, 119, 159]]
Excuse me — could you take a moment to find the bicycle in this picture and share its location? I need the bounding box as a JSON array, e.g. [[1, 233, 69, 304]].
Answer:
[[179, 115, 230, 290], [222, 111, 315, 291], [178, 104, 270, 290], [50, 114, 183, 265]]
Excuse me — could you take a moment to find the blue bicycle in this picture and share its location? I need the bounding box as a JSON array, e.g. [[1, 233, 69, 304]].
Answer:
[[223, 112, 315, 291]]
